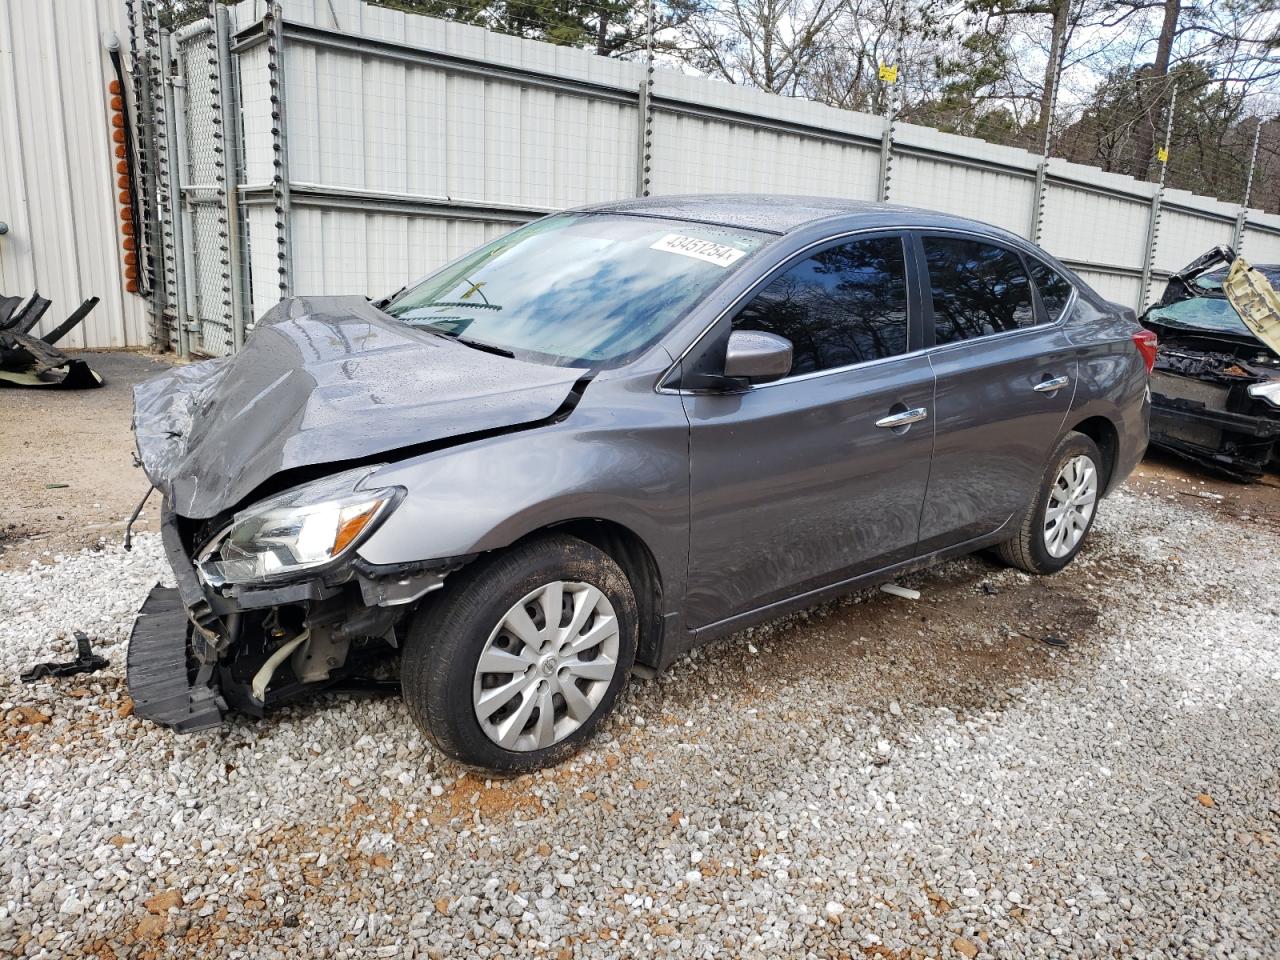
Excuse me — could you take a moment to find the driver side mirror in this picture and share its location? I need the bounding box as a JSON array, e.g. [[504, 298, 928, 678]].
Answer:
[[723, 330, 792, 385]]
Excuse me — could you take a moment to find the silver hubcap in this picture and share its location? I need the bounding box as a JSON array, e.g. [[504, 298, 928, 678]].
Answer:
[[1044, 454, 1098, 558], [472, 580, 620, 752]]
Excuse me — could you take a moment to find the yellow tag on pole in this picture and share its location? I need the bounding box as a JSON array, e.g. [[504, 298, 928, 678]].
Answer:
[[1156, 147, 1169, 164], [879, 64, 898, 84]]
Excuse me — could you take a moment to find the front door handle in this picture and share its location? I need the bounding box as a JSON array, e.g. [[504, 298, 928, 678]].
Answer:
[[875, 407, 928, 429], [1033, 375, 1070, 393]]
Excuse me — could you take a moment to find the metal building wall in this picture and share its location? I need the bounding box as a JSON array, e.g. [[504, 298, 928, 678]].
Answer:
[[8, 0, 1279, 351], [0, 0, 149, 349], [220, 0, 1280, 332]]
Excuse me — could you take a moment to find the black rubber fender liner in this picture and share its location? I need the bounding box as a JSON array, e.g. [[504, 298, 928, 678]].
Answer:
[[127, 585, 225, 733]]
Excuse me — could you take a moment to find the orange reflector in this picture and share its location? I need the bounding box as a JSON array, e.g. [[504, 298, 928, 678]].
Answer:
[[109, 79, 121, 94], [331, 503, 381, 556]]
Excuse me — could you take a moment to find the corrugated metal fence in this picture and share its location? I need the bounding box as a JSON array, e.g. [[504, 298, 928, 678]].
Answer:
[[5, 0, 1280, 354], [200, 0, 1280, 355], [0, 1, 150, 350]]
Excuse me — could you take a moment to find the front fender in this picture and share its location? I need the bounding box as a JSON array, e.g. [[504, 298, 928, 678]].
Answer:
[[354, 385, 690, 618]]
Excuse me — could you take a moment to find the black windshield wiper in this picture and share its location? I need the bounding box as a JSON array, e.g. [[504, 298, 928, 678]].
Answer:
[[406, 322, 515, 358], [454, 336, 515, 358], [400, 300, 502, 313]]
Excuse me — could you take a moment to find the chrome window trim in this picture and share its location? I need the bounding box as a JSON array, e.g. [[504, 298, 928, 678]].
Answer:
[[656, 224, 1076, 396]]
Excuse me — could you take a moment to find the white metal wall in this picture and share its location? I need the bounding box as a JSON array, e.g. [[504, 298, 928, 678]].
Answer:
[[0, 0, 149, 349], [224, 0, 1280, 324], [7, 0, 1280, 351]]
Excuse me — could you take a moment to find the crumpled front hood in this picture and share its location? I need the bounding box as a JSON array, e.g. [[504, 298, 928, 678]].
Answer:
[[134, 295, 584, 519]]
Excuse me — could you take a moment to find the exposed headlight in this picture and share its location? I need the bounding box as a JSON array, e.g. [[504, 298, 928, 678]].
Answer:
[[197, 467, 402, 586], [1247, 380, 1280, 408]]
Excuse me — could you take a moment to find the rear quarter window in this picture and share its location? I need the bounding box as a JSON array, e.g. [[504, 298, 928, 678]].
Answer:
[[1029, 260, 1073, 322]]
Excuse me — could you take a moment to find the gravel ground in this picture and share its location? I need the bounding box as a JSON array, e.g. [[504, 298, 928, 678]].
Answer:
[[1, 485, 1278, 959]]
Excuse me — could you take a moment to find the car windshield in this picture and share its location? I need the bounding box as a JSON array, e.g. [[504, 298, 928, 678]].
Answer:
[[383, 213, 768, 367], [1147, 296, 1257, 339], [1193, 265, 1280, 294]]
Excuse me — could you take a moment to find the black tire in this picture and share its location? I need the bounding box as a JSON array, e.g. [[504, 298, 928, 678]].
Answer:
[[995, 430, 1103, 575], [402, 534, 637, 772]]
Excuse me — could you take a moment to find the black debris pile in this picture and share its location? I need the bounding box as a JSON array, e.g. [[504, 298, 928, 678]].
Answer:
[[0, 291, 103, 389]]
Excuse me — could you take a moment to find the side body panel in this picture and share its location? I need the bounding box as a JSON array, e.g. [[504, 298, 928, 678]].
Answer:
[[681, 354, 935, 631], [1065, 297, 1151, 491], [913, 230, 1079, 551], [920, 330, 1077, 551], [355, 353, 692, 645]]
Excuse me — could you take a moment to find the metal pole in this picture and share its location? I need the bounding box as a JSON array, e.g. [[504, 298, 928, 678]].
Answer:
[[160, 31, 191, 358], [635, 0, 655, 197], [1233, 121, 1261, 256], [876, 0, 902, 202], [144, 1, 177, 350], [1030, 15, 1066, 244], [1139, 82, 1177, 311], [215, 4, 248, 350], [266, 4, 293, 301]]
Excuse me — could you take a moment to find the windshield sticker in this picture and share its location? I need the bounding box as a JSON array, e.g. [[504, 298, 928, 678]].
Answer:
[[650, 234, 747, 268]]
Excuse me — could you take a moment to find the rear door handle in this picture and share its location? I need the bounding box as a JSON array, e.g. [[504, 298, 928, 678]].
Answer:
[[875, 407, 928, 428], [1033, 375, 1070, 393]]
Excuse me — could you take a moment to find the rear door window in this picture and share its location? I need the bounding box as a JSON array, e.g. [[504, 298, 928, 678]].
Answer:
[[1029, 260, 1073, 322], [731, 235, 910, 376], [923, 236, 1037, 344]]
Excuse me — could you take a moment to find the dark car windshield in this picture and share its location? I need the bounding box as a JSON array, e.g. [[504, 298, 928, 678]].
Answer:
[[1153, 263, 1280, 341], [1145, 297, 1257, 338], [383, 213, 767, 367], [1193, 265, 1280, 295]]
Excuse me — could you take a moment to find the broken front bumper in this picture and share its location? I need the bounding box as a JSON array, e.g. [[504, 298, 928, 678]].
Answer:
[[127, 586, 225, 732], [1149, 383, 1280, 480], [127, 506, 458, 733]]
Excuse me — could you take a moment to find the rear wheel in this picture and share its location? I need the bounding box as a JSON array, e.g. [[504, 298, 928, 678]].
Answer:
[[402, 535, 637, 771], [995, 430, 1102, 574]]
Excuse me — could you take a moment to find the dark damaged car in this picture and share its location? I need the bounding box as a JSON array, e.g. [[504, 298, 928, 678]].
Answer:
[[1141, 246, 1280, 480], [130, 195, 1151, 771]]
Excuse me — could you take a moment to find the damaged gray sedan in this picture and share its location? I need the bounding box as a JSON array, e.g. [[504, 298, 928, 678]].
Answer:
[[130, 195, 1150, 770]]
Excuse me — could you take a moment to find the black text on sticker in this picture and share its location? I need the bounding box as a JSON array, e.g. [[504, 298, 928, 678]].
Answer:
[[650, 234, 747, 267]]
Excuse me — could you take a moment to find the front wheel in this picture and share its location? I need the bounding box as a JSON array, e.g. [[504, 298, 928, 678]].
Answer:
[[995, 430, 1103, 574], [401, 534, 637, 771]]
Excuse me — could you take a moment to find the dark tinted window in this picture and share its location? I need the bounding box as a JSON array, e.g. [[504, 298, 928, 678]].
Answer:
[[1030, 260, 1072, 322], [731, 236, 909, 375], [924, 237, 1036, 344]]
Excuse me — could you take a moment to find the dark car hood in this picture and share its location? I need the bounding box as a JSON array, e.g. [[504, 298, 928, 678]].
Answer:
[[134, 295, 584, 519]]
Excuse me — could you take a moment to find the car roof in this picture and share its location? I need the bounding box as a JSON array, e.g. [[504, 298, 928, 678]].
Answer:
[[582, 193, 1025, 240]]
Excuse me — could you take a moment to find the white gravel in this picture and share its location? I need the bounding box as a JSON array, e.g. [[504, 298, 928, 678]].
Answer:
[[1, 488, 1278, 959]]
